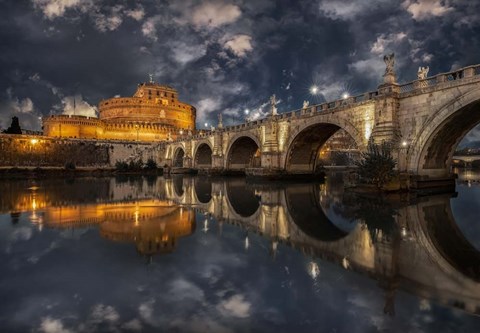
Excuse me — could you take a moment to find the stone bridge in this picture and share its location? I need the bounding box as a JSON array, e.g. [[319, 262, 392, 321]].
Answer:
[[158, 63, 480, 187]]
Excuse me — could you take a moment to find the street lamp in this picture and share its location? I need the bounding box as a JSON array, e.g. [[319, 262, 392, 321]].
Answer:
[[310, 85, 319, 95]]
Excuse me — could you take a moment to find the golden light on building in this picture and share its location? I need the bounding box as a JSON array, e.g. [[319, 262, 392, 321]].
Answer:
[[43, 80, 196, 142]]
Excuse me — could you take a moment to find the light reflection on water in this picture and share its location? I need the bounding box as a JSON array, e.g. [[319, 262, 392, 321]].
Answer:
[[0, 172, 480, 332]]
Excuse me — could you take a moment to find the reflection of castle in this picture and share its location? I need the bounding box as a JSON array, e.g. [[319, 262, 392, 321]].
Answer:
[[43, 200, 195, 256], [43, 80, 196, 142]]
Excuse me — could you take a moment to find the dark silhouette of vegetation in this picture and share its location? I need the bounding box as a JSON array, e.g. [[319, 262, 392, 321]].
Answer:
[[3, 116, 22, 134], [355, 142, 396, 190], [145, 158, 158, 170], [64, 161, 76, 170], [115, 159, 156, 172]]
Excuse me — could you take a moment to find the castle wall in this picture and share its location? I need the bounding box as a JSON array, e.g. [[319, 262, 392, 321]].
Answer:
[[0, 134, 153, 167]]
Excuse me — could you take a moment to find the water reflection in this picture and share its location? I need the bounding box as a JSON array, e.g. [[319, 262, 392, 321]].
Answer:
[[1, 173, 480, 326]]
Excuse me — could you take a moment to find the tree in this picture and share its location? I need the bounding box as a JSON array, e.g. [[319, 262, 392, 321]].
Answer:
[[3, 116, 22, 134], [355, 142, 396, 190], [145, 158, 158, 170]]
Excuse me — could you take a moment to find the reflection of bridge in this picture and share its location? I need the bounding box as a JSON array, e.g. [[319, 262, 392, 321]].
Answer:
[[3, 176, 480, 316], [158, 63, 480, 188], [165, 176, 480, 316]]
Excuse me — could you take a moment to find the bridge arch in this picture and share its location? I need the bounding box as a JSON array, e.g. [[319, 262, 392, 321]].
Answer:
[[284, 119, 363, 173], [173, 147, 185, 167], [226, 133, 261, 171], [408, 88, 480, 176], [193, 141, 213, 168]]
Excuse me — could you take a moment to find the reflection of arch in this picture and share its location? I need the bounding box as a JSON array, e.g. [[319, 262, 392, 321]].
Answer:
[[194, 177, 212, 204], [226, 135, 261, 171], [285, 122, 361, 173], [415, 197, 480, 282], [194, 142, 213, 168], [173, 147, 185, 167], [172, 175, 184, 197], [285, 183, 349, 242], [225, 178, 260, 217], [408, 89, 480, 175]]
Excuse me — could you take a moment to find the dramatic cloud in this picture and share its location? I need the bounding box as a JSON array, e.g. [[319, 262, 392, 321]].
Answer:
[[218, 294, 251, 318], [371, 32, 407, 55], [319, 0, 392, 20], [403, 0, 454, 20], [0, 89, 41, 131], [59, 95, 97, 118], [31, 0, 84, 19], [39, 317, 72, 333], [190, 2, 241, 28], [92, 5, 124, 32], [224, 34, 253, 57], [125, 6, 145, 21]]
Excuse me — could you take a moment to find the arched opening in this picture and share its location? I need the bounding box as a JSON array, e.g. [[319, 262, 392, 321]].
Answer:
[[194, 177, 212, 204], [173, 148, 185, 168], [194, 143, 212, 168], [286, 123, 359, 174], [226, 178, 260, 217], [415, 100, 480, 176], [285, 183, 349, 242], [227, 136, 260, 172]]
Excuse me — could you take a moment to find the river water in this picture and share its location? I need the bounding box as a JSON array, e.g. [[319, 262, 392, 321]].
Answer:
[[1, 170, 480, 332]]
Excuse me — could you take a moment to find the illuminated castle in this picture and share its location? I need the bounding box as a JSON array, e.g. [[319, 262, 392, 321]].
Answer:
[[43, 78, 196, 142]]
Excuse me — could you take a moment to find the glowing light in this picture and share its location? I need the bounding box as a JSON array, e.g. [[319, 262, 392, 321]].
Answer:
[[202, 218, 209, 233], [245, 109, 250, 115], [402, 140, 408, 147], [179, 130, 183, 135], [30, 139, 38, 145], [307, 261, 320, 279], [364, 123, 372, 141], [204, 122, 208, 127], [342, 92, 349, 99], [310, 85, 318, 95], [245, 235, 249, 250], [401, 226, 407, 238]]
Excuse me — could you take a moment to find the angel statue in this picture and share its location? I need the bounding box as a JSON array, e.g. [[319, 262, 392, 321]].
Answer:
[[302, 100, 310, 109], [417, 66, 429, 80], [383, 53, 395, 75]]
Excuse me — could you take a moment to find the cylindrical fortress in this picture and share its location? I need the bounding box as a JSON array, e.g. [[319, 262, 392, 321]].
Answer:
[[43, 82, 196, 142]]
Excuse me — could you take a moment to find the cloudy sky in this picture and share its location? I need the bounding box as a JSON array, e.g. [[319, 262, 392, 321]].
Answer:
[[1, 0, 480, 142]]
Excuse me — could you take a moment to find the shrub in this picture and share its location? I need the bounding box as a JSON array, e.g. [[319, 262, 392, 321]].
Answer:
[[64, 161, 76, 170], [145, 158, 158, 170], [355, 142, 396, 190]]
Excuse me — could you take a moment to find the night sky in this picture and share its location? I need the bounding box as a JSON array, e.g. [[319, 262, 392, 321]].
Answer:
[[1, 0, 480, 144]]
